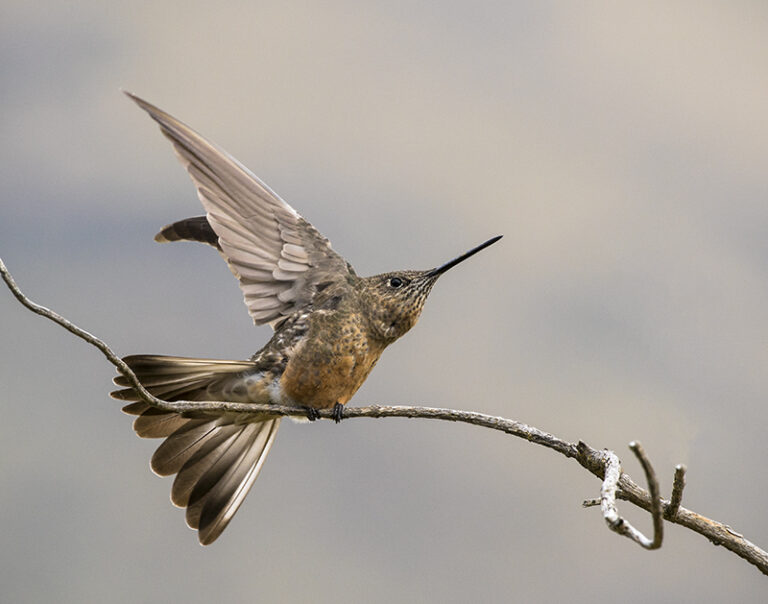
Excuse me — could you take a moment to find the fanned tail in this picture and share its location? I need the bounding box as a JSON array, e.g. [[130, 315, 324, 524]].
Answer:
[[111, 354, 280, 545]]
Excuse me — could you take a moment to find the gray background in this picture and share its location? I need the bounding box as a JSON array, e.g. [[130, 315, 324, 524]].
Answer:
[[2, 1, 767, 602]]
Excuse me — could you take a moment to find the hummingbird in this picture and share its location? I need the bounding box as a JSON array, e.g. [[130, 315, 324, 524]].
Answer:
[[112, 92, 502, 545]]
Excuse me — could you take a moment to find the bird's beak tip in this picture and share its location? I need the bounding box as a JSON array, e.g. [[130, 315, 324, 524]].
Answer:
[[427, 235, 502, 277]]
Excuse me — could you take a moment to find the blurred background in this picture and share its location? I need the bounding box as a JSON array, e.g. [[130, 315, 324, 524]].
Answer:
[[2, 1, 767, 601]]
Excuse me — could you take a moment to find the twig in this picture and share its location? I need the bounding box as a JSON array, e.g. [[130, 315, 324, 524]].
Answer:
[[667, 465, 687, 520], [580, 443, 662, 549], [630, 441, 664, 549], [2, 255, 768, 575], [579, 442, 663, 549], [600, 449, 639, 542]]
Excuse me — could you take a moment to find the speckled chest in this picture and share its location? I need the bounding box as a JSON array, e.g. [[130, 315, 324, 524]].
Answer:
[[278, 309, 385, 409]]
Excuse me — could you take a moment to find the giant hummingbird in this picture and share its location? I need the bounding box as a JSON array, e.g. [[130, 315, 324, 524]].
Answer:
[[112, 92, 502, 545]]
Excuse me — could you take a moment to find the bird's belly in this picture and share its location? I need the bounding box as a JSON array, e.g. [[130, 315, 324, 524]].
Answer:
[[278, 338, 382, 409]]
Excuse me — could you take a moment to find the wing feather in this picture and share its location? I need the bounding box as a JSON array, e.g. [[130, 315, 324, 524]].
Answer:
[[126, 92, 355, 329]]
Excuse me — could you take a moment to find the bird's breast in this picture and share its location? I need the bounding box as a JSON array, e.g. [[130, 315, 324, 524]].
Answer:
[[278, 312, 384, 409]]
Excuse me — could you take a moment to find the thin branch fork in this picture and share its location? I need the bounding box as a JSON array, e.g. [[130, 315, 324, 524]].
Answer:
[[583, 448, 686, 551], [581, 442, 664, 549], [2, 256, 768, 575]]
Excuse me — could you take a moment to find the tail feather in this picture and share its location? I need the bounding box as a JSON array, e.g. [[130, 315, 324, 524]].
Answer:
[[121, 401, 150, 416], [135, 408, 193, 438], [113, 378, 219, 402], [150, 418, 222, 475], [171, 425, 242, 507], [194, 421, 278, 544], [112, 355, 258, 401], [110, 354, 280, 545], [115, 371, 220, 389], [186, 424, 262, 531]]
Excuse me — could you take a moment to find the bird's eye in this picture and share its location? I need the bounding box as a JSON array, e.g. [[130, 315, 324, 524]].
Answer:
[[389, 277, 403, 288]]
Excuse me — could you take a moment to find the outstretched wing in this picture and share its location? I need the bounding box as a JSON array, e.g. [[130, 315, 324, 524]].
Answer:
[[125, 92, 354, 328]]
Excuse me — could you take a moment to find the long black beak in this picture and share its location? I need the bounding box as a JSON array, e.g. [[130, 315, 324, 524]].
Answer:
[[426, 235, 502, 278]]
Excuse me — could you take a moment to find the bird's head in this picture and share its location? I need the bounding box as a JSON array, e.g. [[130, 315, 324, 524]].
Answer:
[[361, 235, 502, 342]]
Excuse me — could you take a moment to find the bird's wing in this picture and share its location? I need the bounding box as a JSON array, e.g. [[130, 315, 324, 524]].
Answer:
[[125, 92, 354, 328]]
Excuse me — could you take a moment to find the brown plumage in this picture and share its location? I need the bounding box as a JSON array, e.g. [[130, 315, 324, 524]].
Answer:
[[114, 92, 501, 544]]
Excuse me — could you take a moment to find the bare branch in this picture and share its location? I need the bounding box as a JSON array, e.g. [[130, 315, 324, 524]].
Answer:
[[3, 255, 768, 575], [574, 439, 768, 574]]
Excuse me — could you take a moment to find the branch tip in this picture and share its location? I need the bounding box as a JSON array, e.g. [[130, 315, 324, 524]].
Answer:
[[667, 464, 687, 519]]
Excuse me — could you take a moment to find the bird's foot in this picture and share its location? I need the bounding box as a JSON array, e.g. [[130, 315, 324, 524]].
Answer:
[[331, 402, 344, 424], [304, 406, 320, 421]]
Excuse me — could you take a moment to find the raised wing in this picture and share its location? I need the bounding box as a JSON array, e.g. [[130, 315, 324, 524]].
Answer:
[[125, 92, 354, 328]]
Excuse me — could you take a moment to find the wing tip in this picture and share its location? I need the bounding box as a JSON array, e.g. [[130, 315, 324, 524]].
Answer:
[[122, 90, 171, 126], [122, 88, 147, 107], [122, 89, 149, 111]]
